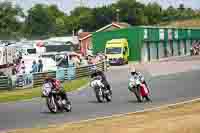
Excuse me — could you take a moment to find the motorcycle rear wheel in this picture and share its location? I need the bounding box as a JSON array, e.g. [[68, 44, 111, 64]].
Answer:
[[134, 87, 143, 103], [96, 89, 103, 103]]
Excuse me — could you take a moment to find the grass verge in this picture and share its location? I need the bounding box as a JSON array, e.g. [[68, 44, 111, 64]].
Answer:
[[160, 18, 200, 27], [0, 78, 89, 103], [8, 100, 200, 133]]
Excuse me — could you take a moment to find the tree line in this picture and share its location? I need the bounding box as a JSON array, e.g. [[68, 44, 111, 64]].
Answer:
[[0, 0, 200, 40]]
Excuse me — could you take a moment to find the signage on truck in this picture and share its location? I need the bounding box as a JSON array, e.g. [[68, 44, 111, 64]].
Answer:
[[168, 29, 173, 40], [159, 29, 165, 40], [144, 29, 148, 39]]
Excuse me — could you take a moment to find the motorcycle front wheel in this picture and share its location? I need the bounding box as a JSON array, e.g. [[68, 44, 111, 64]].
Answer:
[[46, 96, 58, 113], [134, 87, 143, 103], [95, 87, 103, 103]]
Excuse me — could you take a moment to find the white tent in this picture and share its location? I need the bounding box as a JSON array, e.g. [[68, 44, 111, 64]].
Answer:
[[47, 36, 79, 45]]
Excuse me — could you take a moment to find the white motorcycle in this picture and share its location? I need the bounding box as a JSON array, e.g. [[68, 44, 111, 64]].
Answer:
[[42, 82, 72, 113], [90, 76, 112, 103], [129, 76, 150, 102]]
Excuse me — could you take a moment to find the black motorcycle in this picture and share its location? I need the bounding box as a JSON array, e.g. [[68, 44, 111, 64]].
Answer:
[[41, 82, 72, 113], [90, 76, 112, 103]]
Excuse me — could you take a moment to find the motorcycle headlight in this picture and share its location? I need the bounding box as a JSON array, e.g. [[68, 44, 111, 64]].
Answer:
[[141, 77, 144, 82]]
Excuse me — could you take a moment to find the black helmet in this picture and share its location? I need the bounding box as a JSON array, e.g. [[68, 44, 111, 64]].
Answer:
[[130, 67, 136, 75]]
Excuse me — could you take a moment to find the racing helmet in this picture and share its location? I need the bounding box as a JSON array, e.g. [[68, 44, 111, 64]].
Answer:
[[130, 67, 136, 75], [91, 65, 97, 72]]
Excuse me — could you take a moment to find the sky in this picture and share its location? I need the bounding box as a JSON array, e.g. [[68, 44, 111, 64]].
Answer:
[[1, 0, 200, 14]]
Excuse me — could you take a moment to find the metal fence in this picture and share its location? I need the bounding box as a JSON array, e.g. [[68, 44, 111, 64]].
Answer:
[[0, 76, 10, 90], [0, 61, 106, 90]]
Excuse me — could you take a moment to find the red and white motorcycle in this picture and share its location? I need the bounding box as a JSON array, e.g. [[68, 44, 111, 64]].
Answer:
[[41, 81, 72, 113], [129, 76, 151, 102]]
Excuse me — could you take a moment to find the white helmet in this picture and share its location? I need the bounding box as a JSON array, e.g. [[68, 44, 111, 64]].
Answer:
[[130, 67, 136, 73]]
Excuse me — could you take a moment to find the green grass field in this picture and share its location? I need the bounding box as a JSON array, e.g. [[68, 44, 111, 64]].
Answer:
[[160, 18, 200, 27], [0, 78, 89, 103]]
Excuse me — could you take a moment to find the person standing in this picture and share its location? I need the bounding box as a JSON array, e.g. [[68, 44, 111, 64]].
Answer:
[[31, 60, 38, 73], [38, 59, 43, 72], [19, 61, 26, 74]]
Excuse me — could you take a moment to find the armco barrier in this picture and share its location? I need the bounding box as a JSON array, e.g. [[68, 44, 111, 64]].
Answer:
[[32, 61, 106, 87], [0, 76, 10, 90], [76, 65, 90, 78], [76, 62, 105, 78]]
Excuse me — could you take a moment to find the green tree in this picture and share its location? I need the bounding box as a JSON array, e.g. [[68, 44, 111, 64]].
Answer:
[[24, 4, 53, 39], [0, 1, 24, 39], [24, 4, 68, 39], [144, 2, 162, 24], [69, 7, 94, 32], [92, 6, 115, 30], [114, 0, 147, 25], [20, 1, 199, 38], [47, 5, 67, 36]]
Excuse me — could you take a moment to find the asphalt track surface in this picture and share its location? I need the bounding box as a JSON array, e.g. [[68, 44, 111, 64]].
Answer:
[[1, 65, 200, 131]]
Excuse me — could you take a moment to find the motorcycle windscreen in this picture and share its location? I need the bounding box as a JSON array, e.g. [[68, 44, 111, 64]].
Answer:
[[158, 42, 165, 59], [150, 43, 157, 61], [42, 83, 52, 96], [173, 41, 179, 56]]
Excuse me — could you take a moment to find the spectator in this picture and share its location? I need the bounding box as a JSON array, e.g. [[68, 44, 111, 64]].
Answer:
[[80, 57, 88, 66], [15, 62, 20, 74], [12, 65, 17, 75], [95, 54, 101, 62], [68, 56, 75, 67], [18, 61, 26, 74], [38, 59, 43, 72], [88, 57, 93, 65], [0, 72, 5, 76], [72, 56, 80, 68], [31, 60, 38, 73], [12, 59, 17, 75], [92, 56, 98, 64], [16, 61, 26, 74]]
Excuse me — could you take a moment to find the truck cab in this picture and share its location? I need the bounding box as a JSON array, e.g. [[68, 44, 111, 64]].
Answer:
[[105, 39, 129, 65]]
